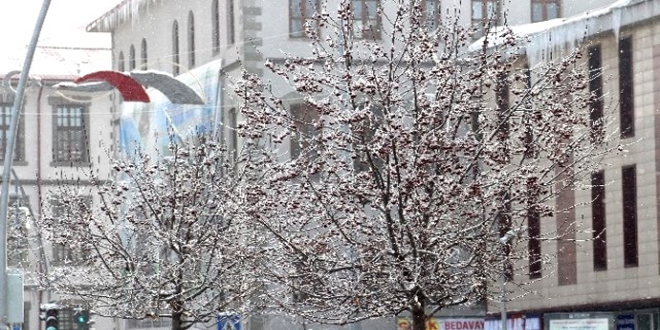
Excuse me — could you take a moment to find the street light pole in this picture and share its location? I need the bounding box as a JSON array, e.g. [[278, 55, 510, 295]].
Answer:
[[0, 0, 52, 327]]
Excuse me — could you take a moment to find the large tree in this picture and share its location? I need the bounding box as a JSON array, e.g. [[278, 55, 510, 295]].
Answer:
[[39, 140, 261, 330], [235, 1, 618, 330]]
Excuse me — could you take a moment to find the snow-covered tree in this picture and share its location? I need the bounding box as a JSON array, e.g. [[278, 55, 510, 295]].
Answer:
[[235, 1, 619, 330], [39, 139, 261, 330]]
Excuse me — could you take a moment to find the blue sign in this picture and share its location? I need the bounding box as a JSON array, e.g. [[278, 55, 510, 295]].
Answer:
[[217, 314, 241, 330], [617, 314, 635, 330]]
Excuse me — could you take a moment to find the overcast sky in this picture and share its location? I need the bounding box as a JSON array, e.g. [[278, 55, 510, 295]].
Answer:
[[0, 0, 121, 49]]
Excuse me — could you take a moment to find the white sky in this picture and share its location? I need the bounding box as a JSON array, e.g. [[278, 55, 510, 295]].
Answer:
[[0, 0, 122, 49]]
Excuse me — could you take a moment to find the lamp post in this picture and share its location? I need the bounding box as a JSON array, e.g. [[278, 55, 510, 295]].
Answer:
[[498, 226, 526, 330], [0, 0, 52, 327]]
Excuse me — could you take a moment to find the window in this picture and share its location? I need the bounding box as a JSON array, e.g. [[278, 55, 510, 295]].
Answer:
[[472, 0, 499, 26], [352, 0, 381, 39], [528, 205, 541, 279], [619, 36, 634, 138], [290, 102, 320, 159], [212, 0, 220, 53], [228, 108, 238, 162], [129, 44, 136, 71], [531, 0, 559, 23], [188, 11, 196, 68], [591, 171, 607, 271], [588, 44, 604, 143], [118, 51, 125, 72], [0, 104, 24, 162], [172, 20, 180, 76], [228, 0, 235, 45], [527, 175, 541, 279], [496, 73, 510, 139], [622, 165, 637, 267], [419, 0, 441, 30], [140, 38, 148, 70], [51, 197, 91, 264], [50, 98, 89, 165], [290, 0, 319, 38]]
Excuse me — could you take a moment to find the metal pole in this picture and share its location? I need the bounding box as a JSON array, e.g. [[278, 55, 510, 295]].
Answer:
[[500, 271, 507, 330], [0, 0, 52, 327]]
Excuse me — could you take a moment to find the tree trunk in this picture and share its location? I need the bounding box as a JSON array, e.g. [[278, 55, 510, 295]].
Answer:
[[411, 306, 427, 330], [171, 311, 182, 330]]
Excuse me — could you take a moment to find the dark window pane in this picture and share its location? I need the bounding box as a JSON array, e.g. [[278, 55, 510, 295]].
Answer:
[[619, 37, 634, 138], [622, 165, 638, 267], [588, 44, 604, 143], [592, 171, 607, 271]]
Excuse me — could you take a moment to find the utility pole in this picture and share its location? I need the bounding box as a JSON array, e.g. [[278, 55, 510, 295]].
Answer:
[[0, 0, 52, 328]]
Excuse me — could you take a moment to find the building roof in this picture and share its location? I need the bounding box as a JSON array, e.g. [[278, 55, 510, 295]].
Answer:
[[87, 0, 163, 33], [0, 45, 111, 82], [469, 0, 653, 64]]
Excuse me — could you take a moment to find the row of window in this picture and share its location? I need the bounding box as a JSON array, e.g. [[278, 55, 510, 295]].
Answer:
[[0, 101, 89, 165], [116, 0, 563, 71], [526, 37, 635, 280], [117, 0, 236, 73], [291, 0, 560, 40]]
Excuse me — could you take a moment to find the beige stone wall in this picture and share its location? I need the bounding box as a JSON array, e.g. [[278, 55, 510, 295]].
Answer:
[[502, 20, 660, 313]]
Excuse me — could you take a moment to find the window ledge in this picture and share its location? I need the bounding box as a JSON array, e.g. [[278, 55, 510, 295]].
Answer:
[[50, 161, 92, 168]]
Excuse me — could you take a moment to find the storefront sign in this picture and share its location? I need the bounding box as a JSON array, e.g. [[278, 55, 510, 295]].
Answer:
[[617, 314, 635, 330], [549, 318, 609, 330], [398, 318, 485, 330]]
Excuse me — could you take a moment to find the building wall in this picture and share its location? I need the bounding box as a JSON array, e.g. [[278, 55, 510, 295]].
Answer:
[[503, 13, 660, 315]]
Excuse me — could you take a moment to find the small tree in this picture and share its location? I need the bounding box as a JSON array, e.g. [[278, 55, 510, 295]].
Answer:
[[235, 1, 619, 330], [40, 139, 261, 330]]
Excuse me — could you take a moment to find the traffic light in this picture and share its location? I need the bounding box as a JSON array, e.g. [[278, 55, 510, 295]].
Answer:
[[45, 308, 58, 330], [75, 309, 90, 330]]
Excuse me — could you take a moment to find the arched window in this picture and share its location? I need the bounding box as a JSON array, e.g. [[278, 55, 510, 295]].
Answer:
[[172, 20, 180, 76], [188, 11, 195, 68], [212, 0, 220, 53], [228, 0, 235, 45], [140, 38, 148, 70], [129, 45, 136, 70], [118, 51, 125, 72]]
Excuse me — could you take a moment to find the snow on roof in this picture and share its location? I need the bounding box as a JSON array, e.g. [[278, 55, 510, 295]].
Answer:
[[87, 0, 163, 33], [0, 46, 111, 81], [468, 0, 653, 64]]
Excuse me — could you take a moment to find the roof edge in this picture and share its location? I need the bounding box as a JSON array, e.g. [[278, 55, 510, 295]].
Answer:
[[87, 0, 163, 33]]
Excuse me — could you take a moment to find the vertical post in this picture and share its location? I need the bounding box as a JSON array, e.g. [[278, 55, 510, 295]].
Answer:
[[0, 0, 52, 327], [500, 272, 507, 330]]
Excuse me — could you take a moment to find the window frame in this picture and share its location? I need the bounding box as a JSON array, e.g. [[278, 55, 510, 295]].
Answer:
[[622, 165, 638, 268], [619, 36, 634, 138], [212, 0, 220, 53], [118, 51, 125, 72], [352, 0, 382, 40], [289, 0, 320, 38], [591, 170, 607, 271], [50, 196, 92, 265], [188, 11, 196, 68], [0, 103, 25, 163], [531, 0, 560, 23], [290, 102, 321, 159], [129, 44, 136, 71], [471, 0, 499, 27], [49, 97, 91, 166], [228, 0, 235, 45], [140, 38, 148, 70], [588, 44, 604, 143], [419, 0, 441, 31], [172, 20, 180, 76]]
